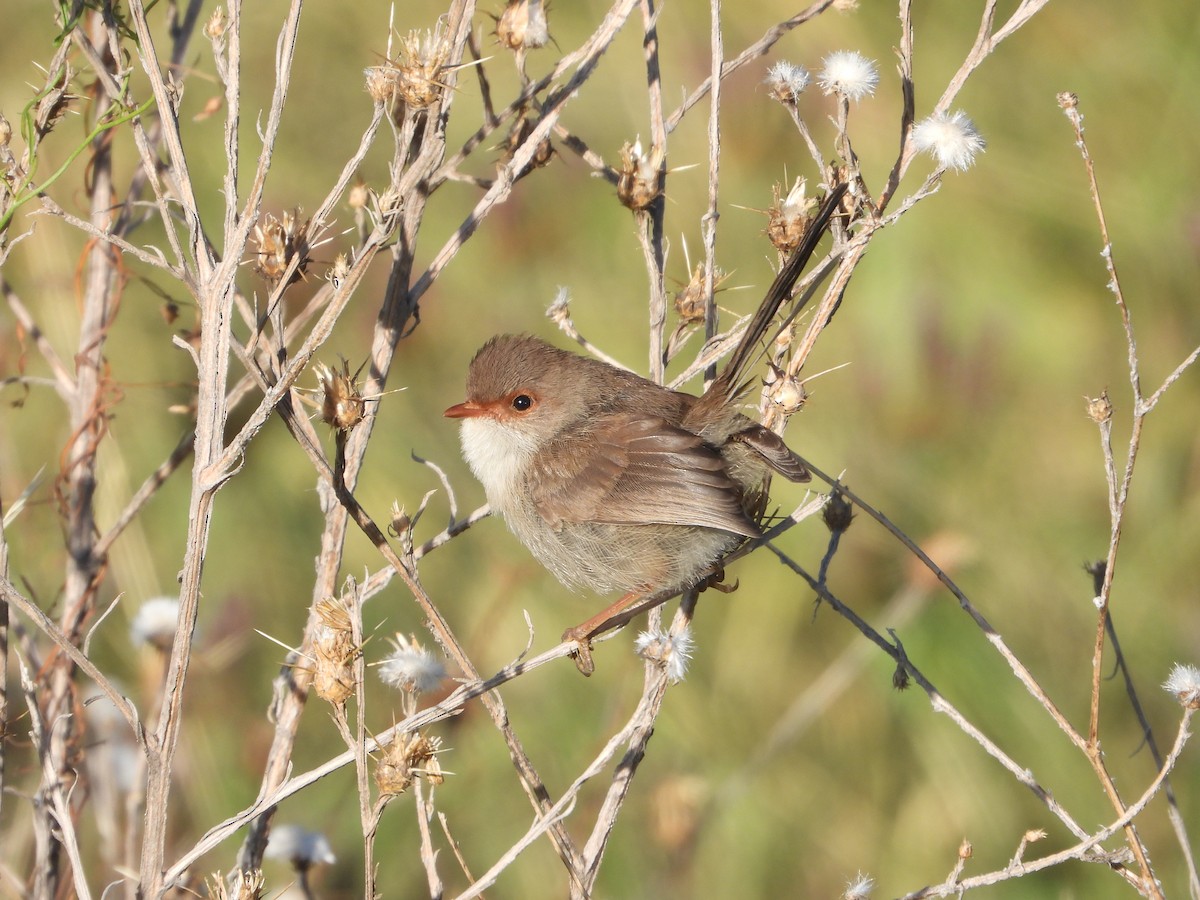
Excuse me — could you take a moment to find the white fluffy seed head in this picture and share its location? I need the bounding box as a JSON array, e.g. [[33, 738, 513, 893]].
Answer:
[[1164, 663, 1200, 708], [635, 626, 694, 683], [912, 110, 986, 172], [818, 51, 878, 101]]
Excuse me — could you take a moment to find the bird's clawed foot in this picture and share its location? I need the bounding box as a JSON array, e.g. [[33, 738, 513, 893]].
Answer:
[[701, 566, 739, 594], [561, 626, 595, 676]]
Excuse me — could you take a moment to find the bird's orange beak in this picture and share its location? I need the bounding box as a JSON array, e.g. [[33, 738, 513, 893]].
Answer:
[[444, 400, 485, 419]]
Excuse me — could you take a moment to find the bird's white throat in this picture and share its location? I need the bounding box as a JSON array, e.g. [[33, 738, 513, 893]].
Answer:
[[459, 417, 540, 511]]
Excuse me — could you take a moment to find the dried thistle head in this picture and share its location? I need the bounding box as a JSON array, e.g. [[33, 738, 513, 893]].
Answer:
[[673, 263, 730, 325], [34, 67, 76, 139], [1085, 390, 1112, 424], [313, 358, 366, 432], [366, 20, 455, 113], [376, 731, 445, 795], [766, 178, 818, 254], [617, 139, 665, 211], [206, 869, 264, 900], [764, 364, 808, 415], [252, 208, 312, 286], [311, 597, 358, 706], [496, 0, 550, 52]]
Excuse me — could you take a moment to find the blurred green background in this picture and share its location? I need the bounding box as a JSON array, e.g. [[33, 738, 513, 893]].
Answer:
[[1, 1, 1198, 897]]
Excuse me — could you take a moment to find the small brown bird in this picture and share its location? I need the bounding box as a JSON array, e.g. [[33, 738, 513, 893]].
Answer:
[[446, 184, 846, 673]]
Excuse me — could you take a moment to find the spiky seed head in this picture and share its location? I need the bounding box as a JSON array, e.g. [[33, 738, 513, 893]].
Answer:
[[617, 139, 665, 211]]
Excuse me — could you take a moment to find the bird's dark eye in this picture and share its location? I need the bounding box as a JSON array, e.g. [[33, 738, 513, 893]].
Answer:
[[511, 394, 534, 412]]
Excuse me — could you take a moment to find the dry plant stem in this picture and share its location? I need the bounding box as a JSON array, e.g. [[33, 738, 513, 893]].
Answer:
[[797, 458, 1166, 892], [575, 597, 695, 898], [167, 639, 581, 884], [718, 583, 930, 805], [2, 282, 76, 398], [664, 1, 836, 134], [700, 0, 723, 385], [322, 449, 587, 889], [0, 578, 140, 735], [1061, 94, 1200, 898], [439, 813, 479, 890], [435, 0, 642, 183], [36, 15, 122, 889], [901, 710, 1194, 898], [879, 0, 1051, 212], [19, 659, 92, 900], [234, 0, 471, 867], [638, 0, 669, 382], [339, 576, 379, 899], [415, 780, 444, 898], [122, 0, 307, 890], [233, 0, 584, 879], [411, 0, 640, 305], [762, 544, 1146, 871]]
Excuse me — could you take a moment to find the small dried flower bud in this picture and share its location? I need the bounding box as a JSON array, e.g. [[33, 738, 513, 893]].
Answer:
[[1057, 91, 1079, 112], [364, 64, 400, 105], [764, 61, 810, 105], [818, 50, 879, 101], [1164, 663, 1200, 709], [252, 208, 312, 286], [204, 6, 227, 40], [313, 358, 366, 432], [823, 490, 854, 534], [958, 838, 973, 860], [327, 252, 350, 289], [892, 661, 910, 691], [1085, 390, 1112, 424], [765, 364, 808, 414], [766, 178, 818, 253], [912, 110, 986, 172], [312, 597, 358, 706], [617, 139, 665, 211], [376, 731, 445, 795], [496, 0, 550, 52], [0, 113, 11, 148]]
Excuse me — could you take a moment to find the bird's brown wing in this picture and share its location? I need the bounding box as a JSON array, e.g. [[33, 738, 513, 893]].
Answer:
[[529, 412, 759, 536]]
